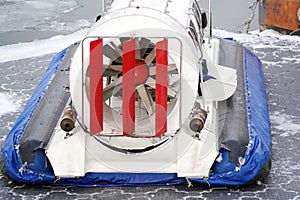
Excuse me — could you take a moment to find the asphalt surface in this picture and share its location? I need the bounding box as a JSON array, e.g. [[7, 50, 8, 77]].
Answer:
[[0, 32, 299, 199]]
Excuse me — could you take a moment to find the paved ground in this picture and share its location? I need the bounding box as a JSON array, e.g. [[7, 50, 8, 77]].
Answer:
[[0, 32, 299, 199]]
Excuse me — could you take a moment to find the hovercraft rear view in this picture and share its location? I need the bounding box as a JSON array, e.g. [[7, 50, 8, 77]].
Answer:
[[1, 0, 271, 186]]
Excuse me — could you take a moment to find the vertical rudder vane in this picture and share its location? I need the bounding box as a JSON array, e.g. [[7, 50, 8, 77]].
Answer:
[[155, 39, 168, 136], [90, 38, 103, 135], [122, 39, 136, 135]]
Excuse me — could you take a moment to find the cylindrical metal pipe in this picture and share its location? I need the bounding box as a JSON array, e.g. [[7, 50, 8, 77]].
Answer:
[[60, 106, 76, 132], [208, 0, 212, 44], [189, 105, 207, 133]]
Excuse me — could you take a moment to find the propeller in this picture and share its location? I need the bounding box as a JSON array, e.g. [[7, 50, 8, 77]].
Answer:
[[86, 37, 180, 136]]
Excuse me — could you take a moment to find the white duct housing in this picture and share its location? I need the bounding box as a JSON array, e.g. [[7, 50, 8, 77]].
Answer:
[[70, 1, 200, 135], [46, 0, 228, 178]]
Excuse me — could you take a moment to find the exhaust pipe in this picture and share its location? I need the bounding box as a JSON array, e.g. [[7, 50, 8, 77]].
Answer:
[[60, 106, 76, 132], [189, 102, 207, 133]]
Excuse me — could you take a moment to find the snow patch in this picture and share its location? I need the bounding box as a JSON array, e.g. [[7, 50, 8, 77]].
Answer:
[[25, 1, 55, 9], [212, 29, 300, 46], [0, 92, 22, 117], [270, 111, 300, 137], [0, 29, 87, 63]]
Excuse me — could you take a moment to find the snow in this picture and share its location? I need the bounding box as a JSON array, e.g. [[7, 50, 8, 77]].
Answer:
[[212, 28, 300, 44], [0, 29, 87, 63], [0, 93, 22, 117], [25, 1, 56, 9], [0, 0, 78, 33], [270, 111, 300, 137]]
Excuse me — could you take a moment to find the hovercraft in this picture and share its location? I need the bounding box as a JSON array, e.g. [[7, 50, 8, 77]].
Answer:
[[1, 0, 271, 186]]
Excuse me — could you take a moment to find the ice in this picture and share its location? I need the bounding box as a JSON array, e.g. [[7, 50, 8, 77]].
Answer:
[[213, 29, 300, 45], [25, 1, 56, 9], [270, 111, 300, 137], [0, 92, 22, 117], [0, 29, 87, 63], [0, 0, 78, 33]]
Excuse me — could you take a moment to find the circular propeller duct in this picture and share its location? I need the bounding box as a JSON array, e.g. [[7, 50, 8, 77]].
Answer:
[[85, 37, 180, 138], [69, 7, 200, 151]]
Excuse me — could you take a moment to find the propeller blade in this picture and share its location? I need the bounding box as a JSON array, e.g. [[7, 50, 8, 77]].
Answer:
[[167, 87, 177, 98], [136, 39, 141, 60], [136, 85, 154, 115], [167, 63, 178, 74], [107, 64, 122, 71], [149, 63, 178, 76], [109, 41, 122, 57], [103, 69, 120, 76], [144, 48, 156, 66], [100, 64, 121, 76], [120, 37, 130, 44], [103, 77, 123, 101], [103, 44, 121, 63], [140, 38, 150, 58], [144, 77, 156, 88], [145, 77, 177, 98]]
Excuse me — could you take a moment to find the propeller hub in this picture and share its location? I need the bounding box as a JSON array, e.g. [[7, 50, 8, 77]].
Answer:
[[134, 60, 149, 85]]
